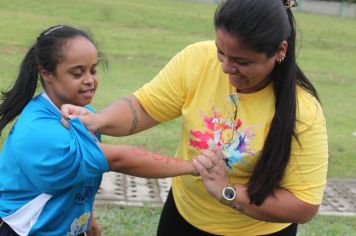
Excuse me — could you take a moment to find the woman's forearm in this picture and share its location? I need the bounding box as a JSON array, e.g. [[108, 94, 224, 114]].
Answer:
[[192, 150, 319, 223], [99, 143, 196, 178], [61, 96, 158, 136], [229, 184, 319, 223]]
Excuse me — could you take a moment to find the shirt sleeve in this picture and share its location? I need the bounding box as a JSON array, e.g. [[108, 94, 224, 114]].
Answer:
[[281, 91, 329, 205], [133, 44, 197, 122], [14, 117, 109, 194]]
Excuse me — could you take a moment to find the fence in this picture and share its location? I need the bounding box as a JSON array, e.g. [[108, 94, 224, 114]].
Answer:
[[296, 0, 356, 17], [193, 0, 356, 17]]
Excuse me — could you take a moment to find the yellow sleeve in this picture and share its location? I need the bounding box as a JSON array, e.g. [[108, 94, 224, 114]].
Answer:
[[133, 46, 190, 122], [281, 90, 329, 205], [133, 41, 214, 122]]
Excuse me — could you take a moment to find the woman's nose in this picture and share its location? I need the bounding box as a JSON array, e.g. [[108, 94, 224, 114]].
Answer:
[[221, 59, 238, 74]]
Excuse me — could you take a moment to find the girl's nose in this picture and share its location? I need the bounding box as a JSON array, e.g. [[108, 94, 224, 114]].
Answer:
[[83, 73, 95, 84]]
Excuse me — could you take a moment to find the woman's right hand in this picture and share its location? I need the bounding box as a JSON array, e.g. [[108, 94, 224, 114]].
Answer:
[[60, 104, 97, 131], [61, 96, 159, 136]]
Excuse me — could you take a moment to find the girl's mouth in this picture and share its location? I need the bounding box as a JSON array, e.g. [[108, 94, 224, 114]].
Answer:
[[80, 89, 95, 98]]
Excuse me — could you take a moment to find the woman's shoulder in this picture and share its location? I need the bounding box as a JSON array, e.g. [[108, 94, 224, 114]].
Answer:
[[296, 86, 326, 129], [186, 40, 216, 49], [181, 40, 217, 59], [174, 41, 219, 76], [296, 87, 322, 112]]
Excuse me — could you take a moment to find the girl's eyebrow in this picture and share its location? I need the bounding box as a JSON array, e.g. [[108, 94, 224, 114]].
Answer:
[[69, 62, 99, 69]]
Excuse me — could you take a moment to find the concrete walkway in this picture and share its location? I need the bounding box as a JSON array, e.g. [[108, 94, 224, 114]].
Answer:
[[95, 173, 356, 216], [319, 178, 356, 216]]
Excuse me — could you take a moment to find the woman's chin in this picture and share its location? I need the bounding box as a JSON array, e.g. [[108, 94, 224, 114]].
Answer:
[[229, 78, 245, 90]]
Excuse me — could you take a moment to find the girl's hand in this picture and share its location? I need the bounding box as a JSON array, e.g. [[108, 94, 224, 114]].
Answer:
[[86, 214, 101, 236]]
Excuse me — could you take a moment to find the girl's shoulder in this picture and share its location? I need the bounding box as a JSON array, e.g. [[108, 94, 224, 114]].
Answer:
[[13, 96, 71, 145]]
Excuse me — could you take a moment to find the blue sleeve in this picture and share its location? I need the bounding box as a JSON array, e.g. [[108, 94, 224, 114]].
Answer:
[[12, 116, 109, 194]]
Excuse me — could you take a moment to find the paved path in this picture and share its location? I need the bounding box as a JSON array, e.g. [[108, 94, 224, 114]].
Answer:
[[320, 178, 356, 216], [95, 173, 356, 216]]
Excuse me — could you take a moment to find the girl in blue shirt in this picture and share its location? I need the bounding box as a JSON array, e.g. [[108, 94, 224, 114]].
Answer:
[[0, 25, 196, 236]]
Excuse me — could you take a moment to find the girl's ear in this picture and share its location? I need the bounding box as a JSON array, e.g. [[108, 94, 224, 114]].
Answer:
[[38, 66, 52, 83]]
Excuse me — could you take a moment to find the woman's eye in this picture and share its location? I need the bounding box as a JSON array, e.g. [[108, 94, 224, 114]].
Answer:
[[234, 59, 251, 66], [236, 61, 250, 66], [217, 52, 225, 60]]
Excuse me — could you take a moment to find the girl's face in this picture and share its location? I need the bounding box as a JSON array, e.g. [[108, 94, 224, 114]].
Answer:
[[40, 36, 99, 108], [215, 29, 287, 93]]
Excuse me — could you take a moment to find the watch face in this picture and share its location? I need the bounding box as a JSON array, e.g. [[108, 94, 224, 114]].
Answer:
[[224, 186, 236, 200]]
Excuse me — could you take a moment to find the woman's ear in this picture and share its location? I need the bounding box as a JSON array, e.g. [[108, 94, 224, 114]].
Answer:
[[275, 40, 288, 64], [277, 40, 288, 59]]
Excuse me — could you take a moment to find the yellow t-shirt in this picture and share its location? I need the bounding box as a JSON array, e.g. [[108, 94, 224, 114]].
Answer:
[[134, 41, 328, 235]]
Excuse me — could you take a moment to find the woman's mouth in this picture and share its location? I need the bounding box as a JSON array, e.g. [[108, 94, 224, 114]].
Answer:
[[229, 74, 245, 84]]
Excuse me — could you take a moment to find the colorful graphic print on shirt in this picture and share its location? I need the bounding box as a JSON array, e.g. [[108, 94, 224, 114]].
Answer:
[[190, 105, 256, 171], [67, 211, 90, 235]]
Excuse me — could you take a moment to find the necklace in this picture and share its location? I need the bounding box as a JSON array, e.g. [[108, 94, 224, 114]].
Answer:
[[228, 92, 240, 144]]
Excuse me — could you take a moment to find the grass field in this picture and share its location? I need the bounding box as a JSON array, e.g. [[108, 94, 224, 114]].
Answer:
[[94, 205, 356, 236], [1, 0, 356, 235]]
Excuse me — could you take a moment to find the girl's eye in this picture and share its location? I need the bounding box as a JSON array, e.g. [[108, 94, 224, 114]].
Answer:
[[91, 65, 98, 75], [72, 73, 82, 78], [70, 69, 83, 77]]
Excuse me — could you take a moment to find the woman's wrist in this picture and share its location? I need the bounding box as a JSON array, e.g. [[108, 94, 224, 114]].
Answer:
[[191, 161, 199, 176], [93, 112, 106, 133], [219, 183, 248, 213]]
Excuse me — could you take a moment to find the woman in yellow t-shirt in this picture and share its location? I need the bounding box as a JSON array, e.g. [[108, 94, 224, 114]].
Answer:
[[61, 0, 328, 235]]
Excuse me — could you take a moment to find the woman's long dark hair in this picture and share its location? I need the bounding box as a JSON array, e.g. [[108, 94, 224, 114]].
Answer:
[[215, 0, 319, 205], [0, 25, 98, 135]]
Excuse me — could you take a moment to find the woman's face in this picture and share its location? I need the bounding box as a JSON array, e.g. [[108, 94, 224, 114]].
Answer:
[[215, 29, 287, 93], [40, 36, 99, 108]]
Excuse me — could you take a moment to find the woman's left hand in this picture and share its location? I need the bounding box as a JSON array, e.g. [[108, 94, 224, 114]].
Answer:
[[192, 148, 229, 200]]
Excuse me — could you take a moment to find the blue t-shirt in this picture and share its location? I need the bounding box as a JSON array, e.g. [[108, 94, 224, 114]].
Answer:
[[0, 94, 109, 236]]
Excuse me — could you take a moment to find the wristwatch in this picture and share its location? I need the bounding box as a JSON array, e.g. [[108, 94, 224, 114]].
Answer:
[[220, 184, 237, 206]]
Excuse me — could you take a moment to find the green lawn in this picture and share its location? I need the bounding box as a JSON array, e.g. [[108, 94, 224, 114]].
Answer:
[[1, 0, 356, 235], [93, 205, 356, 236]]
